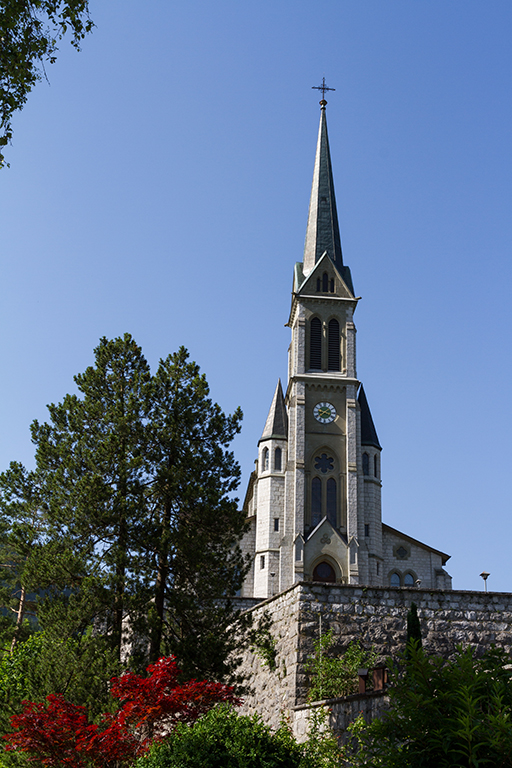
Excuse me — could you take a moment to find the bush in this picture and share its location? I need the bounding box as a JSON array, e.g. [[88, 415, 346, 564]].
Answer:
[[134, 705, 306, 768], [346, 643, 512, 768], [306, 631, 377, 701]]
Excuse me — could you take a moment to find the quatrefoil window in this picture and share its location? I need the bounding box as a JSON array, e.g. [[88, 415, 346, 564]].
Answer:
[[314, 454, 334, 473]]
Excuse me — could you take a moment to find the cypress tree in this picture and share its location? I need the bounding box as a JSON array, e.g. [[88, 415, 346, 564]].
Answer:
[[406, 601, 422, 653]]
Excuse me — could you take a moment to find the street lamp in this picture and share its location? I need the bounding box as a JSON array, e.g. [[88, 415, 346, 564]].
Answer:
[[480, 572, 490, 592]]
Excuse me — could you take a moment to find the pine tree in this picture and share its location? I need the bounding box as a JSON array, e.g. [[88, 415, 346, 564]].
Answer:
[[0, 463, 44, 651], [139, 348, 247, 679], [4, 335, 250, 682], [31, 334, 152, 657]]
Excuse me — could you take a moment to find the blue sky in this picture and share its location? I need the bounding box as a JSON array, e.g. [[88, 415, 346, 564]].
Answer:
[[1, 1, 511, 592]]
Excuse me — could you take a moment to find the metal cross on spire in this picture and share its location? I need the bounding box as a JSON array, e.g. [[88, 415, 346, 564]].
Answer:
[[312, 77, 335, 103]]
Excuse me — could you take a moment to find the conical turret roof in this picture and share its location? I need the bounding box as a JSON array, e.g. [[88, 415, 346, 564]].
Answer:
[[358, 385, 381, 449], [259, 379, 288, 443]]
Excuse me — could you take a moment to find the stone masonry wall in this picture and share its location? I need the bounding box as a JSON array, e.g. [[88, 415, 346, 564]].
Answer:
[[293, 691, 390, 744], [238, 581, 512, 727], [237, 586, 299, 730]]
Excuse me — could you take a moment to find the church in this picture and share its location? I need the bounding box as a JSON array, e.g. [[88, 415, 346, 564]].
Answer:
[[240, 97, 452, 599]]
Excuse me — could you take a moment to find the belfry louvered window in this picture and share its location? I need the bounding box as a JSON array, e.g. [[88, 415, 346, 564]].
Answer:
[[327, 319, 340, 371], [309, 318, 322, 370], [274, 447, 282, 471]]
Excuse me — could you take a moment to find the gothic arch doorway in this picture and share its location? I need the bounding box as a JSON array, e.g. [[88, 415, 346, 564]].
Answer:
[[313, 561, 336, 583]]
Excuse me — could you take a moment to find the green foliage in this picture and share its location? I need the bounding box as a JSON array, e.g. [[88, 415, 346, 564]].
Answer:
[[306, 630, 377, 701], [0, 631, 121, 767], [346, 644, 512, 768], [133, 705, 307, 768], [1, 335, 250, 686], [0, 1, 93, 167], [301, 706, 343, 768], [0, 463, 46, 652], [250, 611, 277, 671]]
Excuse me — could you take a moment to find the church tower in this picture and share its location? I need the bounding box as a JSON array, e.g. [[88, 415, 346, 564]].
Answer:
[[241, 98, 451, 598]]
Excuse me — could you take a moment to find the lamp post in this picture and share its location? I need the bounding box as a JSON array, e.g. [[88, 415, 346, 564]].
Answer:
[[480, 571, 490, 592]]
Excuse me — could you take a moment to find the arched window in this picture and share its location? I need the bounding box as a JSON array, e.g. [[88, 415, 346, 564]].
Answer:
[[262, 447, 269, 471], [327, 319, 340, 371], [374, 454, 379, 478], [362, 452, 370, 476], [274, 447, 282, 471], [309, 318, 322, 370], [313, 561, 336, 582], [311, 477, 322, 527], [316, 277, 321, 292], [326, 478, 337, 526], [330, 278, 334, 293], [322, 272, 328, 292], [404, 573, 415, 587], [390, 572, 401, 588]]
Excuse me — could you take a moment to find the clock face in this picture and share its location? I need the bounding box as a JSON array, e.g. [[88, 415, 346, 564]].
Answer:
[[313, 402, 337, 424]]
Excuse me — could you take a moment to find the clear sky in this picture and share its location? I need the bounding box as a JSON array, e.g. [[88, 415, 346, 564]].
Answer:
[[1, 1, 511, 592]]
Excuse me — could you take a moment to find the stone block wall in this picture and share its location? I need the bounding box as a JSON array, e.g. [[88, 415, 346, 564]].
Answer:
[[237, 581, 512, 726], [293, 691, 390, 744]]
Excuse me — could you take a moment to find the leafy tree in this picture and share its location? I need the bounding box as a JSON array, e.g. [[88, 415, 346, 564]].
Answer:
[[346, 644, 512, 768], [133, 705, 308, 768], [306, 630, 377, 701], [0, 1, 93, 167], [5, 656, 238, 767]]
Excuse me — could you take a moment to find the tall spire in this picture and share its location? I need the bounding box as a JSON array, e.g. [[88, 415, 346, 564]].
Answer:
[[303, 100, 343, 275]]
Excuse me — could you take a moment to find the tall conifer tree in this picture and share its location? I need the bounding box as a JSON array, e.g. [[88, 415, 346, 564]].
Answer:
[[1, 335, 249, 682]]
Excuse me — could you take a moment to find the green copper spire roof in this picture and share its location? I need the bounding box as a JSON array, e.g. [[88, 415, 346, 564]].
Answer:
[[358, 385, 381, 450], [259, 379, 288, 443], [303, 101, 344, 275]]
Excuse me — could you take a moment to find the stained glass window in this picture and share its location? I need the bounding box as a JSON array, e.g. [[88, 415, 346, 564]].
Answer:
[[315, 454, 334, 473], [390, 572, 401, 587], [326, 478, 337, 526], [311, 477, 322, 527]]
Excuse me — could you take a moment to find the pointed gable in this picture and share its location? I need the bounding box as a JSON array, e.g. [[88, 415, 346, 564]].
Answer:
[[259, 379, 288, 443], [358, 385, 381, 449], [298, 251, 355, 299]]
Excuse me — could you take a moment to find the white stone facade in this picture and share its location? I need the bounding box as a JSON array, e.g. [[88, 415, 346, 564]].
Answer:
[[240, 105, 451, 598]]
